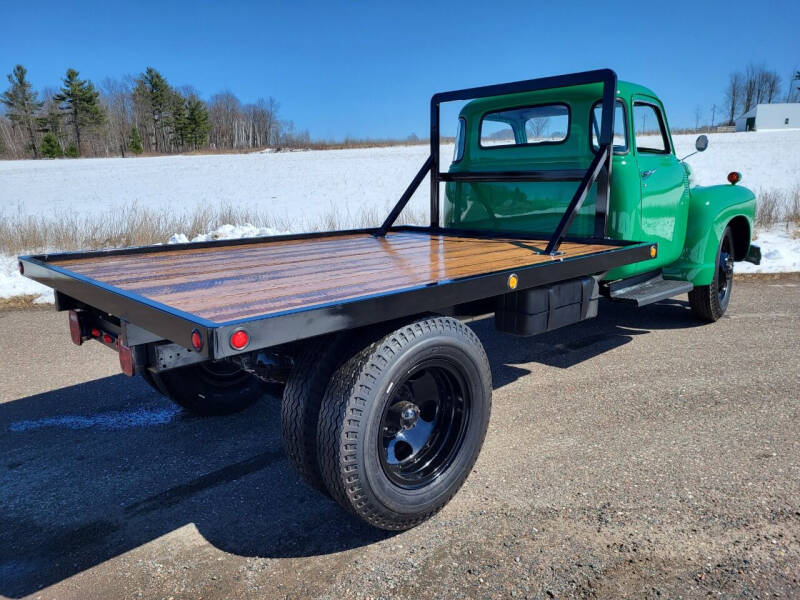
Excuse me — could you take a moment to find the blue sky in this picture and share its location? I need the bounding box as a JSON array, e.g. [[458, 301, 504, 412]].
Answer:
[[2, 0, 798, 139]]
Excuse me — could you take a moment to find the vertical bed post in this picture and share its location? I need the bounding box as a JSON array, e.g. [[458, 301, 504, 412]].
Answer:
[[430, 96, 440, 229], [593, 71, 617, 239]]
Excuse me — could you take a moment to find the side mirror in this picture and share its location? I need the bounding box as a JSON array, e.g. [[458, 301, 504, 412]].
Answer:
[[695, 134, 709, 152]]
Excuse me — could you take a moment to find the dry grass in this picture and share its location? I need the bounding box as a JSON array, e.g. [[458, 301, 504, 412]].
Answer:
[[306, 203, 427, 232], [755, 185, 800, 229], [6, 182, 793, 257], [0, 295, 40, 309], [0, 205, 292, 255], [0, 202, 428, 256]]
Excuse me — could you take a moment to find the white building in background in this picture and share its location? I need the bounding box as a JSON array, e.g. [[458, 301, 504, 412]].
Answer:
[[735, 103, 800, 131]]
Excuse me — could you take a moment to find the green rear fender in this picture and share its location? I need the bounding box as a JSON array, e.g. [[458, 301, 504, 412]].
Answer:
[[662, 184, 756, 286]]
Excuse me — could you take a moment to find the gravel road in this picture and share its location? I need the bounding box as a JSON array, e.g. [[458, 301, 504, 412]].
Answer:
[[1, 277, 798, 599]]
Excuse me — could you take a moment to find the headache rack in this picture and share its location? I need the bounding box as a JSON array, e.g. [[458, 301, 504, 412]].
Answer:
[[376, 68, 618, 255]]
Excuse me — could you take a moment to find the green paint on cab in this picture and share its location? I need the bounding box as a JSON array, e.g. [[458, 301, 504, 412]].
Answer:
[[443, 79, 756, 285]]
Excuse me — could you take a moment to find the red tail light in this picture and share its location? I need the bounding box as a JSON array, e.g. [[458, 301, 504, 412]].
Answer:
[[68, 311, 84, 346], [191, 329, 203, 351], [230, 329, 250, 350], [727, 171, 741, 185], [18, 262, 24, 275]]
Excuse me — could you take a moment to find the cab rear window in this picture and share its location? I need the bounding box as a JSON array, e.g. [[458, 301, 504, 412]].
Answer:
[[480, 104, 569, 148]]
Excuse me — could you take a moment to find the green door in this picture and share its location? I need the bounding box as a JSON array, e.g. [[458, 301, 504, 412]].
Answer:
[[631, 98, 689, 271]]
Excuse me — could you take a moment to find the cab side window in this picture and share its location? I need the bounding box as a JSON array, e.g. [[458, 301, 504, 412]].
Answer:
[[633, 102, 670, 154]]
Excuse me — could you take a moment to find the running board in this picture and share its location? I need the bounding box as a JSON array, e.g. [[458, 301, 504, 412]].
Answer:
[[605, 272, 694, 307]]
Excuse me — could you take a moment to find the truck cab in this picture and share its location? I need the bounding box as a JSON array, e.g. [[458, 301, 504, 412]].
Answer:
[[444, 79, 758, 309]]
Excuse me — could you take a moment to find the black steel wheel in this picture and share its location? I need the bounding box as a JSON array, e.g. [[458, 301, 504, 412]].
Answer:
[[145, 361, 271, 416], [317, 316, 491, 530], [689, 226, 735, 322], [378, 359, 471, 489]]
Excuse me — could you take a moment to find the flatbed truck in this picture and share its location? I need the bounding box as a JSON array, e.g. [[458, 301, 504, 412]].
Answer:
[[19, 70, 759, 530]]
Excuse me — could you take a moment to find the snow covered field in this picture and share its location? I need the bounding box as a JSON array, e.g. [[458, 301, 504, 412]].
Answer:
[[0, 144, 443, 227], [2, 130, 798, 222], [1, 130, 798, 302]]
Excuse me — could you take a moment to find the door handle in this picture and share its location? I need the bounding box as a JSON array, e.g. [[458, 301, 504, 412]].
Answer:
[[641, 169, 656, 179]]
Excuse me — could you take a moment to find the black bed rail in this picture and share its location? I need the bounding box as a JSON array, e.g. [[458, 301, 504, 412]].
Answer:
[[376, 68, 618, 255]]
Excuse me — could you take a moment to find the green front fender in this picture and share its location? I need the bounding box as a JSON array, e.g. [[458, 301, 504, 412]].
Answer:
[[662, 184, 756, 286]]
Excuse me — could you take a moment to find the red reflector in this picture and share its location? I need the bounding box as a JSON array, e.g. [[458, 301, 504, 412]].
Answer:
[[119, 343, 136, 377], [230, 329, 250, 350], [102, 333, 114, 344], [727, 171, 741, 184], [90, 327, 101, 337], [68, 310, 83, 346], [191, 329, 203, 350]]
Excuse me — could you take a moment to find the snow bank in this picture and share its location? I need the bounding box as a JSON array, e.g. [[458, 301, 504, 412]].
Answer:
[[737, 226, 800, 274], [167, 223, 288, 244], [0, 255, 54, 303]]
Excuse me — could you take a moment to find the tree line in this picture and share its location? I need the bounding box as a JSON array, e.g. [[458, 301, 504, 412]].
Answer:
[[0, 64, 310, 159], [721, 62, 799, 126]]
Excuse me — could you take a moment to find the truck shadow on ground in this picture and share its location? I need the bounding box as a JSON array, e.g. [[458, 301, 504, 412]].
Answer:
[[0, 378, 393, 597], [0, 297, 700, 597], [475, 297, 703, 389]]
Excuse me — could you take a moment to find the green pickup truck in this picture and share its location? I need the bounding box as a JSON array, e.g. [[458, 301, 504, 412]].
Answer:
[[20, 70, 759, 531]]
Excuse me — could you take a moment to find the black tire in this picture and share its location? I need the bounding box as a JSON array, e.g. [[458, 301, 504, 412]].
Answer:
[[317, 316, 492, 530], [147, 361, 269, 416], [281, 334, 363, 493], [689, 226, 735, 322]]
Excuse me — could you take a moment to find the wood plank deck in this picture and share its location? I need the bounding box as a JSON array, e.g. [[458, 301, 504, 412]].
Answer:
[[56, 232, 619, 323]]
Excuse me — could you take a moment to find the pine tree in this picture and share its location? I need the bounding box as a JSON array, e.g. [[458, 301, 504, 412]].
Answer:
[[134, 67, 172, 152], [169, 90, 189, 150], [37, 96, 64, 144], [128, 126, 143, 154], [40, 132, 62, 158], [185, 97, 210, 149], [1, 65, 43, 158], [54, 68, 105, 156]]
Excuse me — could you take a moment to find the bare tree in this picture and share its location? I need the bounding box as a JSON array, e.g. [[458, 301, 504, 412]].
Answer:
[[724, 71, 743, 125], [526, 117, 550, 140], [786, 69, 800, 102], [742, 63, 758, 113], [693, 105, 703, 131], [764, 71, 782, 103], [101, 77, 134, 156]]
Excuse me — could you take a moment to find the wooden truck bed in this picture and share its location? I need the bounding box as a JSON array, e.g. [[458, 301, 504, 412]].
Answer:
[[19, 226, 655, 359], [54, 231, 621, 322]]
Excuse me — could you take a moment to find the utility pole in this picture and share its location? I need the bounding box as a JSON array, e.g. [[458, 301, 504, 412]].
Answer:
[[710, 104, 717, 133]]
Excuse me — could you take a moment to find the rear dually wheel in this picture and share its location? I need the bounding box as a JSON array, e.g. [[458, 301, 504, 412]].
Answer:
[[145, 361, 269, 416]]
